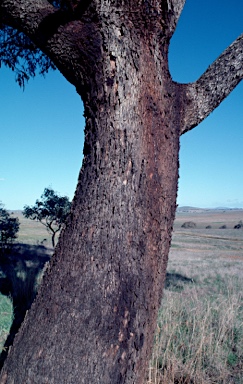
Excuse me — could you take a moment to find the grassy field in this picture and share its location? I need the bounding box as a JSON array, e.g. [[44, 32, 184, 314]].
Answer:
[[0, 295, 12, 352], [0, 209, 243, 382], [148, 208, 243, 383], [11, 211, 54, 248]]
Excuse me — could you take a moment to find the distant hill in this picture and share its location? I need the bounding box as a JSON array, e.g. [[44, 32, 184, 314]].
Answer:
[[214, 207, 243, 211], [177, 206, 243, 212], [177, 206, 205, 213]]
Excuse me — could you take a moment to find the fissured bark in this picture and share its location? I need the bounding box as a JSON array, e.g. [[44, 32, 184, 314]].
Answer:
[[0, 10, 180, 383], [2, 1, 242, 383]]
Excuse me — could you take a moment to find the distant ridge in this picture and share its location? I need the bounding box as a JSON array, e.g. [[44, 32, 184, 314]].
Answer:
[[177, 206, 204, 212], [214, 207, 243, 211], [177, 206, 243, 212], [9, 207, 243, 213], [214, 207, 243, 210]]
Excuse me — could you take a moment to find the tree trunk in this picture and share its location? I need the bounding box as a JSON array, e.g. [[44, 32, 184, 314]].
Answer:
[[1, 0, 243, 382], [0, 8, 180, 384], [51, 231, 56, 248]]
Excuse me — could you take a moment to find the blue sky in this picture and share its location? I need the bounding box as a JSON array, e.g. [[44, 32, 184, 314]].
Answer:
[[0, 0, 243, 210]]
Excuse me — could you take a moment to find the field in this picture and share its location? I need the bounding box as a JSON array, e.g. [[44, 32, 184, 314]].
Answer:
[[0, 209, 243, 382], [170, 208, 243, 283], [12, 211, 55, 248], [149, 208, 243, 383]]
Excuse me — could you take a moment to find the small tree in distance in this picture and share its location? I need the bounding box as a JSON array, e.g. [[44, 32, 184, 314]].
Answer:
[[23, 188, 71, 247], [0, 203, 19, 250]]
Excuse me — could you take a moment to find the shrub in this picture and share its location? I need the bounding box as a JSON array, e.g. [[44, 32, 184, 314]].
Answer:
[[234, 221, 243, 229], [181, 221, 196, 229]]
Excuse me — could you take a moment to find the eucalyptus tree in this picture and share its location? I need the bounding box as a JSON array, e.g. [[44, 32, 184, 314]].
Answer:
[[0, 0, 242, 382], [23, 188, 71, 247]]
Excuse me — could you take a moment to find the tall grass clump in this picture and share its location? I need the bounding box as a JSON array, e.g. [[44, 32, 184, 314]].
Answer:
[[148, 278, 243, 384], [0, 294, 13, 351]]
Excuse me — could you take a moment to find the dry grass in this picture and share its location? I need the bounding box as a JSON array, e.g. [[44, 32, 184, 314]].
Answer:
[[148, 280, 243, 384], [1, 209, 243, 382], [148, 209, 243, 384], [10, 211, 54, 248]]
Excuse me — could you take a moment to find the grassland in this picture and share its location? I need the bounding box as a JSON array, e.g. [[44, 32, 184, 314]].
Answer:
[[148, 208, 243, 383], [0, 295, 12, 352], [11, 211, 54, 248], [0, 209, 242, 382]]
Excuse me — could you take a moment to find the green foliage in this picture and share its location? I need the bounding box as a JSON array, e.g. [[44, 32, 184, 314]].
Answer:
[[0, 24, 55, 87], [0, 294, 13, 351], [23, 188, 71, 247], [0, 204, 19, 248], [0, 0, 77, 87]]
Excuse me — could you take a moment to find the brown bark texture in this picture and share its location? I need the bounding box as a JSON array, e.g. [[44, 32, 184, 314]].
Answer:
[[0, 0, 242, 383]]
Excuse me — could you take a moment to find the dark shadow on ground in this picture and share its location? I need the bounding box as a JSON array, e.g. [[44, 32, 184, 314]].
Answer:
[[0, 243, 52, 369], [0, 248, 193, 369], [165, 272, 194, 292]]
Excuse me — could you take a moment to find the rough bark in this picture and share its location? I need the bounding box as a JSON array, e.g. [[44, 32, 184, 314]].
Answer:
[[0, 1, 242, 383]]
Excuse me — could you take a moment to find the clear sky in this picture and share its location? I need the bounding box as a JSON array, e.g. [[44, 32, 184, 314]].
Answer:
[[0, 0, 243, 210]]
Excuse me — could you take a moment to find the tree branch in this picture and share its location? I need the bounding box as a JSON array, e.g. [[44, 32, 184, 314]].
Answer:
[[180, 33, 243, 135], [0, 0, 97, 91], [0, 0, 55, 33], [162, 0, 186, 37]]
